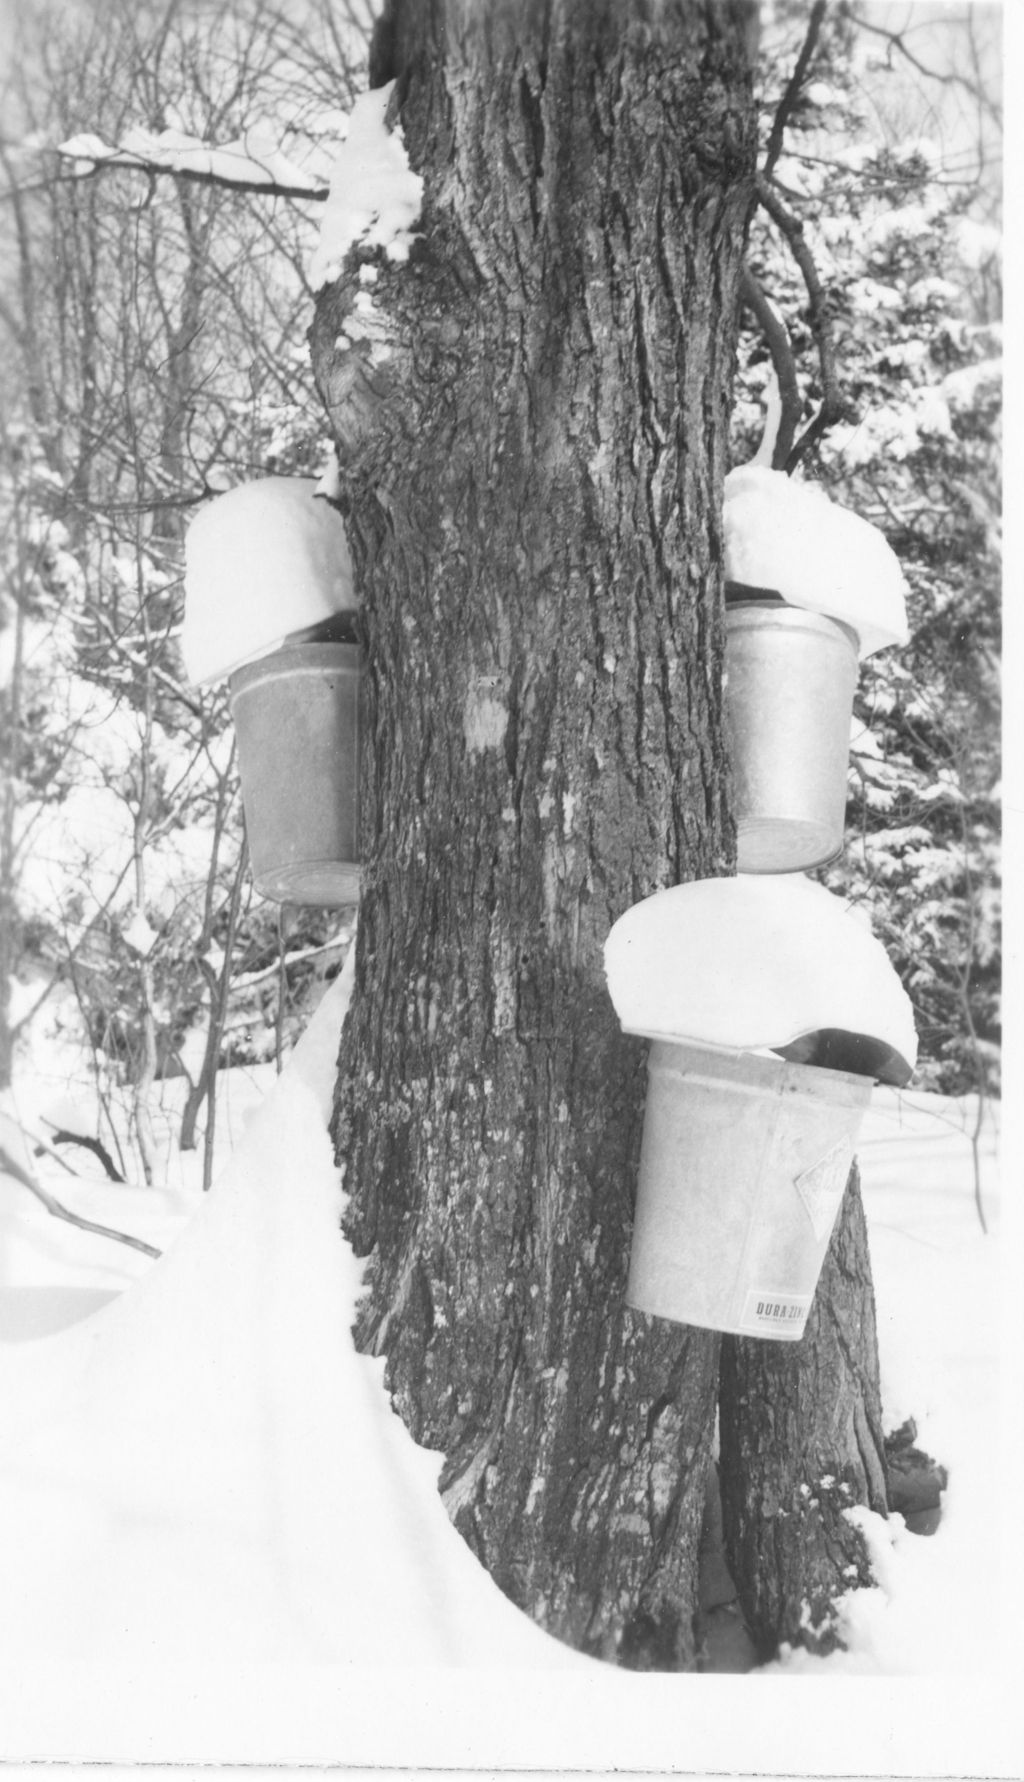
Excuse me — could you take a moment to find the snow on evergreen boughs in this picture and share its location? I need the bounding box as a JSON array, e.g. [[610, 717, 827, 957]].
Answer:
[[734, 20, 1001, 1095]]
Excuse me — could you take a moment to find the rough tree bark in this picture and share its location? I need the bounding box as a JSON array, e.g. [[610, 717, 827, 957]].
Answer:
[[719, 1163, 889, 1658], [311, 0, 758, 1669], [310, 0, 889, 1670]]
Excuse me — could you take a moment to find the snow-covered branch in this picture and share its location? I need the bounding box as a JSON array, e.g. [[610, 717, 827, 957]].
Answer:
[[55, 125, 337, 202]]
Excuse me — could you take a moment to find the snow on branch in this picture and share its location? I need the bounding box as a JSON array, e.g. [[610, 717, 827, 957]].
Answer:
[[56, 124, 337, 201], [54, 84, 423, 295]]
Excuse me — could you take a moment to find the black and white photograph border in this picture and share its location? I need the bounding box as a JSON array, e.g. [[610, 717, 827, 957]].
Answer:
[[0, 0, 1019, 1773]]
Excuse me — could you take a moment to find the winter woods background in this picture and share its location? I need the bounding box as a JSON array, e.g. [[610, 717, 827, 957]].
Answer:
[[1, 0, 1001, 1185], [1, 0, 372, 1181]]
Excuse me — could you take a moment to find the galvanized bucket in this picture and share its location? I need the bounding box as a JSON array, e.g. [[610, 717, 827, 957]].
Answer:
[[724, 590, 859, 874], [626, 1039, 872, 1341], [229, 641, 362, 906]]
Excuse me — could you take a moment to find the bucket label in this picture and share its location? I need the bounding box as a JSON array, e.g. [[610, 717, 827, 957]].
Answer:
[[794, 1137, 853, 1241], [739, 1289, 811, 1336]]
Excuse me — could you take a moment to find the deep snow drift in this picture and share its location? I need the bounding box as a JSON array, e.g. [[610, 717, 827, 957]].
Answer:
[[0, 969, 1016, 1772], [0, 961, 583, 1672]]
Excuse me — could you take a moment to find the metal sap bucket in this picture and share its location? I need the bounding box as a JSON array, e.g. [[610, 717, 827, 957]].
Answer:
[[229, 641, 363, 906], [626, 1039, 872, 1341], [724, 588, 859, 874]]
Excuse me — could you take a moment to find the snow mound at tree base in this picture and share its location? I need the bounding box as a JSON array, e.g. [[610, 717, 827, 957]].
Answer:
[[0, 959, 590, 1672], [0, 986, 1013, 1767]]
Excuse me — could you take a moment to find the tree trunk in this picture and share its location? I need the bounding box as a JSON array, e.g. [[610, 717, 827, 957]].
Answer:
[[718, 1163, 889, 1659], [311, 0, 758, 1669], [312, 0, 895, 1674]]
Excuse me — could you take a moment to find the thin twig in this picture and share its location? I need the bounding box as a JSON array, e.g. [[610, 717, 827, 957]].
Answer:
[[763, 0, 829, 179], [25, 1122, 140, 1188], [754, 173, 847, 469], [235, 931, 350, 994], [202, 834, 249, 1193], [46, 1128, 125, 1182], [954, 791, 989, 1235], [0, 1143, 162, 1260], [51, 149, 329, 204], [275, 904, 291, 1076], [850, 11, 1003, 127]]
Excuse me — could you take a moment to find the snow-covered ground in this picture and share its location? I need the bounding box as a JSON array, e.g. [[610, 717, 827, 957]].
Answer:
[[0, 965, 1019, 1774]]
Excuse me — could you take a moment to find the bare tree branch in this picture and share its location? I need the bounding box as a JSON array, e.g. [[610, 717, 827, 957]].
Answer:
[[46, 1129, 125, 1182], [0, 1142, 162, 1259], [754, 173, 848, 470], [52, 148, 328, 204], [763, 0, 828, 179], [738, 265, 801, 469], [850, 10, 1003, 128], [201, 833, 249, 1193]]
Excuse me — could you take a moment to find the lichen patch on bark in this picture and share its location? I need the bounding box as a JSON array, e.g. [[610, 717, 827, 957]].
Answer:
[[463, 678, 510, 755]]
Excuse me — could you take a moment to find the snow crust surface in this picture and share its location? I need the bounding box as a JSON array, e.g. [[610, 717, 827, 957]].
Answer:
[[0, 972, 1014, 1768], [724, 464, 909, 658], [767, 1087, 1004, 1680], [604, 874, 918, 1074], [0, 960, 588, 1675], [182, 476, 355, 685]]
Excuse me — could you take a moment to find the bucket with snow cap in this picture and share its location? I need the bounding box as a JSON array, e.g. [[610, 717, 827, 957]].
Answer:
[[724, 585, 859, 874], [182, 476, 365, 906], [605, 878, 916, 1341], [721, 466, 910, 875], [626, 1039, 872, 1340], [229, 639, 363, 906]]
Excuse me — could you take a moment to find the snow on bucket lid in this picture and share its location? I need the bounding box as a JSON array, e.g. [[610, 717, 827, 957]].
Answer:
[[723, 465, 908, 660], [604, 875, 917, 1084], [183, 477, 356, 686]]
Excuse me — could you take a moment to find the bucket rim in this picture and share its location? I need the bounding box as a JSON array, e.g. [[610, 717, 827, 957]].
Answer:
[[229, 639, 363, 693], [634, 1032, 877, 1093], [724, 579, 786, 606], [725, 602, 860, 649], [738, 842, 846, 875]]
